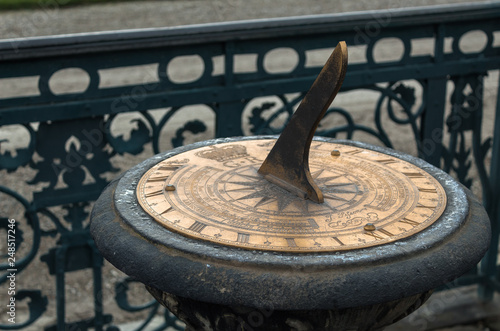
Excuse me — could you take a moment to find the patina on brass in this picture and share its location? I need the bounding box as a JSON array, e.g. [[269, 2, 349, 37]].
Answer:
[[258, 41, 347, 203], [136, 140, 447, 252]]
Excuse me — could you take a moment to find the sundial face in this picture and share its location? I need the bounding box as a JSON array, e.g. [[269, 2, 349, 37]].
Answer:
[[136, 139, 447, 252]]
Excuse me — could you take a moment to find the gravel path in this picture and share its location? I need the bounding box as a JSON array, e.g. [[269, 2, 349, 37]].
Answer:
[[0, 0, 487, 39]]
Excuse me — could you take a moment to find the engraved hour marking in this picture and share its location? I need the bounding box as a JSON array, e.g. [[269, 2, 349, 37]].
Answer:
[[416, 203, 435, 210], [418, 187, 437, 193], [160, 206, 173, 215], [364, 228, 394, 240], [332, 236, 345, 246], [307, 219, 319, 229], [148, 175, 170, 182], [188, 221, 207, 233], [237, 233, 250, 243], [145, 189, 163, 197], [344, 149, 363, 155], [286, 238, 297, 247], [378, 228, 394, 237], [312, 143, 323, 149], [364, 231, 384, 240], [375, 159, 398, 165], [158, 165, 180, 171], [402, 172, 424, 178], [399, 218, 420, 227]]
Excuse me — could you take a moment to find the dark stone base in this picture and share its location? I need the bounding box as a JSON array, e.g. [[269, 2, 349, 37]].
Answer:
[[89, 137, 490, 330], [147, 285, 432, 331]]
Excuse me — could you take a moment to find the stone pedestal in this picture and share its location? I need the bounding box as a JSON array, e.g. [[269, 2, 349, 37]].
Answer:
[[90, 138, 491, 331]]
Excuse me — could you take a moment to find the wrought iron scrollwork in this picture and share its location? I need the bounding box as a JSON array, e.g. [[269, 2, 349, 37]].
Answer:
[[443, 74, 492, 196], [0, 187, 41, 281], [247, 81, 422, 151], [0, 3, 499, 330], [0, 187, 47, 328], [28, 117, 117, 199], [248, 94, 300, 135], [105, 113, 154, 155], [111, 277, 184, 331], [171, 120, 207, 148], [0, 290, 48, 329], [0, 124, 36, 172]]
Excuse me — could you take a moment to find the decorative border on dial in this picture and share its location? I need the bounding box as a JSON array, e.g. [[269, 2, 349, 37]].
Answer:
[[136, 139, 447, 252]]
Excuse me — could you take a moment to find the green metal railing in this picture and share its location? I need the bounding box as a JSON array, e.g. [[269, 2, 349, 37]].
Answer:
[[0, 2, 499, 330]]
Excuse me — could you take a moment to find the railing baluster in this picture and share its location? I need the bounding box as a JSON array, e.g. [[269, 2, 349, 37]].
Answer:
[[0, 3, 499, 329]]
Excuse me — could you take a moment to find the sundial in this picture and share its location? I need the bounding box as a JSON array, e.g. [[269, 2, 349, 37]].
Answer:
[[136, 140, 446, 252], [91, 42, 490, 331]]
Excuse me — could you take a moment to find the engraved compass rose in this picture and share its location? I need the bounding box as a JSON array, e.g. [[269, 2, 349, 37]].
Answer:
[[136, 140, 446, 252], [224, 167, 360, 213]]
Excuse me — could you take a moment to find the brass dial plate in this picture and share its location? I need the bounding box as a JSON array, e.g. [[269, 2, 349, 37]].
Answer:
[[136, 140, 447, 252]]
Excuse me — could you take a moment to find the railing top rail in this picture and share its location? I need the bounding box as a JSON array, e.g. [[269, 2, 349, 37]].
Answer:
[[0, 2, 498, 329], [0, 1, 499, 60]]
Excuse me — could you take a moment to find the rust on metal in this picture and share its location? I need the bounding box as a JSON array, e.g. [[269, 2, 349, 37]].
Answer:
[[257, 41, 348, 203]]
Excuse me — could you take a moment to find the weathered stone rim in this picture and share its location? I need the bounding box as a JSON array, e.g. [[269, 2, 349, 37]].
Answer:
[[90, 136, 490, 310], [114, 136, 468, 267]]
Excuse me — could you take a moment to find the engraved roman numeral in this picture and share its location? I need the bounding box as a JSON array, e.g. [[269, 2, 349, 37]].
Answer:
[[188, 221, 207, 233], [398, 218, 420, 227], [418, 187, 437, 193], [286, 238, 297, 247], [308, 219, 319, 229], [402, 172, 424, 178], [378, 228, 394, 237], [312, 143, 323, 149], [364, 232, 384, 240], [332, 236, 345, 246], [159, 206, 173, 215], [148, 175, 170, 182], [375, 159, 397, 165], [416, 203, 435, 210], [158, 165, 180, 171], [237, 233, 250, 243], [344, 149, 363, 155], [364, 228, 393, 240], [145, 189, 163, 197]]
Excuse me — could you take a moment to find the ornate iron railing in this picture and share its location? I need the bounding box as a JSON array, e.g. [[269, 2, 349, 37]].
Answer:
[[0, 2, 499, 330]]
